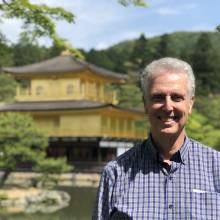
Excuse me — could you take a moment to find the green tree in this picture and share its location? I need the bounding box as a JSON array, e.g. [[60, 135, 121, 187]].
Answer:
[[86, 49, 115, 70], [191, 33, 216, 95], [0, 0, 83, 58], [194, 95, 220, 129], [0, 73, 17, 102], [186, 110, 220, 151], [106, 48, 129, 73], [13, 33, 48, 66], [129, 33, 153, 70], [110, 78, 149, 135], [0, 32, 14, 67], [117, 83, 143, 109], [0, 112, 70, 186], [0, 0, 147, 60], [118, 0, 147, 6], [154, 34, 170, 59], [45, 42, 66, 59]]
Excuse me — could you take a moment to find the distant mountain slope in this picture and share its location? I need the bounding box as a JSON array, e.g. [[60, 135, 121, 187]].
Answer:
[[85, 31, 220, 72], [85, 31, 220, 95]]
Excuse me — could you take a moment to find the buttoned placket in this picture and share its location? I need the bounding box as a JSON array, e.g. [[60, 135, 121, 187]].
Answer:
[[163, 161, 180, 220]]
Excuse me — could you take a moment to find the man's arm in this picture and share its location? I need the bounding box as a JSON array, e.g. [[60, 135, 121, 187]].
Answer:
[[92, 167, 114, 220]]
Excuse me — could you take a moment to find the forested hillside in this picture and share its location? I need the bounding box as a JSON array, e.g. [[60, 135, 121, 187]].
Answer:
[[0, 31, 220, 150], [85, 31, 220, 95]]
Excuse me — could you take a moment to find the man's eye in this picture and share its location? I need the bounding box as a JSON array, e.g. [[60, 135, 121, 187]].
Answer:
[[172, 95, 184, 102], [151, 95, 164, 102]]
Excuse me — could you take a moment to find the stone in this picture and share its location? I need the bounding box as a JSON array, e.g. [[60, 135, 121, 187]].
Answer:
[[0, 188, 71, 214]]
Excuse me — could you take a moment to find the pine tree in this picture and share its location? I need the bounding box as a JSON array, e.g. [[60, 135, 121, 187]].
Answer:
[[154, 34, 169, 59], [191, 33, 215, 95], [129, 33, 152, 70], [0, 113, 70, 186]]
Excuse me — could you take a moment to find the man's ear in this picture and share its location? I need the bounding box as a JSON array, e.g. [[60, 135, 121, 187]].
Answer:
[[189, 96, 195, 114]]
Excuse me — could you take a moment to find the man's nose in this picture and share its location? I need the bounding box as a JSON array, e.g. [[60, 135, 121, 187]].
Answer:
[[162, 96, 173, 111]]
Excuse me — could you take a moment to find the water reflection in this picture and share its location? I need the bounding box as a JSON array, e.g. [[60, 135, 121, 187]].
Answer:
[[0, 187, 97, 220]]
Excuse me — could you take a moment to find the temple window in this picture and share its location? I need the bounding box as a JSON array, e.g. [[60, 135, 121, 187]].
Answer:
[[102, 116, 107, 129], [53, 118, 60, 127], [18, 80, 31, 95], [96, 83, 100, 97], [111, 117, 116, 131], [66, 84, 74, 95], [80, 80, 85, 94], [119, 119, 124, 132], [127, 119, 132, 131], [36, 86, 44, 96]]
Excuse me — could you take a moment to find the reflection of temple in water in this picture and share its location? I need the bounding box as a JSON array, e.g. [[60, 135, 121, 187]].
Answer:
[[1, 54, 146, 171]]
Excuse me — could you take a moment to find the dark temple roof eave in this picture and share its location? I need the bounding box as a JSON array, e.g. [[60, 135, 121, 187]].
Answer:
[[2, 55, 127, 81], [0, 100, 144, 115]]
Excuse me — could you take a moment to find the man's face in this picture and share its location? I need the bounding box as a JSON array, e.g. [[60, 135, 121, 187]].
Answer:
[[144, 72, 194, 138]]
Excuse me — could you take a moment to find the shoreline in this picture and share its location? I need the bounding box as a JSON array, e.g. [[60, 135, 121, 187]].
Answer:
[[0, 187, 71, 214], [0, 172, 100, 214], [0, 171, 100, 188]]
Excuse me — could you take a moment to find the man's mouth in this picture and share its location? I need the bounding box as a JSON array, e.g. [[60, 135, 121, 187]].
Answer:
[[158, 116, 178, 122]]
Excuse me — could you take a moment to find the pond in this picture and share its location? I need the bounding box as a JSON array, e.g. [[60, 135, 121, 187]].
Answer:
[[0, 187, 97, 220]]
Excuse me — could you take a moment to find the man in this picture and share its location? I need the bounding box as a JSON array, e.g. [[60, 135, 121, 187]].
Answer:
[[93, 57, 220, 219]]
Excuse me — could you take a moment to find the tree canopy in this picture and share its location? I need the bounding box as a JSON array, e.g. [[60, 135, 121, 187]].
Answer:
[[118, 0, 147, 6], [191, 33, 217, 95], [0, 0, 147, 60], [0, 74, 17, 102], [0, 33, 14, 67], [0, 0, 82, 57], [186, 110, 220, 151], [129, 33, 152, 70], [0, 112, 70, 186]]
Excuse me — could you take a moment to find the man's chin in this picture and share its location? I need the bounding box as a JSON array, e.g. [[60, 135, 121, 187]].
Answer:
[[156, 126, 186, 137], [158, 128, 178, 136]]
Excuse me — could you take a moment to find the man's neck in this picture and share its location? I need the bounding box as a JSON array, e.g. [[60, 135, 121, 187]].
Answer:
[[151, 131, 186, 160]]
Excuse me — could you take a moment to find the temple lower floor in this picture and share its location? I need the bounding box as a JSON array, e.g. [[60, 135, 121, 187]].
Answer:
[[47, 136, 143, 172]]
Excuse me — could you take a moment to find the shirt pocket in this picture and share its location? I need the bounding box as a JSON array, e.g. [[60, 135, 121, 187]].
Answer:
[[186, 192, 220, 220]]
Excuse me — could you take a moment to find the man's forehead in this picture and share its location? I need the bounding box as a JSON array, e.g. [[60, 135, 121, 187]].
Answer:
[[149, 72, 188, 85], [150, 69, 187, 79], [148, 72, 189, 95]]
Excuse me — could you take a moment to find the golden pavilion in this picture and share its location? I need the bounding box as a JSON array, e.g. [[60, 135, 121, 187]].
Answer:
[[1, 54, 146, 170]]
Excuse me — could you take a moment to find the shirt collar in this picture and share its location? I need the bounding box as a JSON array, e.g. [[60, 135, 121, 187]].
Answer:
[[146, 134, 191, 165]]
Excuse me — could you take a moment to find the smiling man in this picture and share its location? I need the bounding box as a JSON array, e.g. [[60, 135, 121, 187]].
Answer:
[[93, 57, 220, 219]]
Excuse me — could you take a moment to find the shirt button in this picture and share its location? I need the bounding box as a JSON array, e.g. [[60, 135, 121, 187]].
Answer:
[[168, 204, 173, 209], [169, 176, 173, 180]]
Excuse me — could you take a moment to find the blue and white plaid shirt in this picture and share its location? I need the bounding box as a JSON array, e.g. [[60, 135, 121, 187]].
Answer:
[[93, 137, 220, 219]]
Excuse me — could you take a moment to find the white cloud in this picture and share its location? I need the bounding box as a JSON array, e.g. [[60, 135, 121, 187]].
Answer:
[[190, 24, 216, 32], [95, 42, 109, 50], [182, 3, 197, 10], [156, 7, 180, 16], [144, 31, 161, 38], [93, 31, 140, 50], [154, 2, 198, 16]]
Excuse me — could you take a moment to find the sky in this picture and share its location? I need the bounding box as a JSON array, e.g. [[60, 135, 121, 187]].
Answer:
[[1, 0, 220, 51]]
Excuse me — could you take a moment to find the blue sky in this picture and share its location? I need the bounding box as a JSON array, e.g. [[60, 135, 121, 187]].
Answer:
[[1, 0, 219, 51]]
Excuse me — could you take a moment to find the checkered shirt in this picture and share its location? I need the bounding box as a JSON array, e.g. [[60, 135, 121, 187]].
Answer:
[[92, 137, 220, 220]]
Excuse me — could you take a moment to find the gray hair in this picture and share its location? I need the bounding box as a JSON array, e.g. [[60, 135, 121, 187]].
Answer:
[[140, 57, 195, 100]]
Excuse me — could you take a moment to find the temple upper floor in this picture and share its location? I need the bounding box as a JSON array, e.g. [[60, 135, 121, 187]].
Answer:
[[2, 55, 127, 104], [15, 73, 118, 104]]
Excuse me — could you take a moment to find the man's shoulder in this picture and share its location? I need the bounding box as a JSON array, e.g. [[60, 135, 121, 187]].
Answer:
[[117, 141, 145, 162], [189, 138, 220, 160], [103, 140, 147, 174]]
